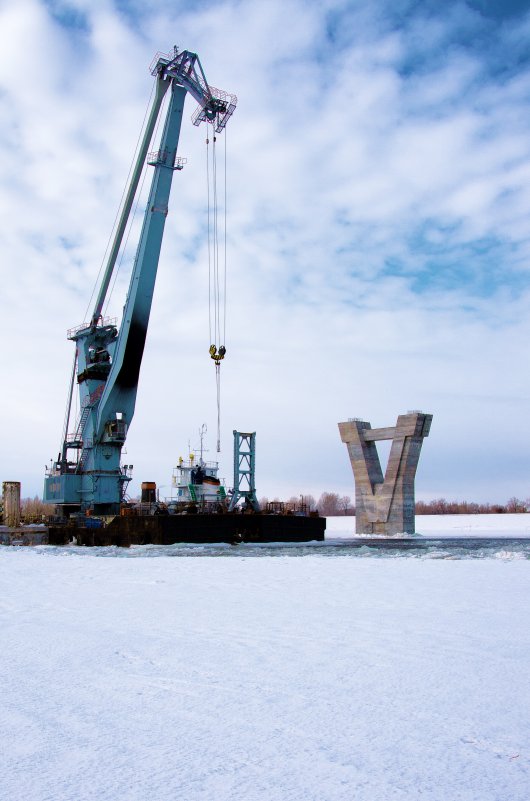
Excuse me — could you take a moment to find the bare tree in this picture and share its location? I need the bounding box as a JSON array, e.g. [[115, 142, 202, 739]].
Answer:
[[339, 495, 352, 515], [317, 492, 341, 516], [21, 496, 52, 522], [506, 497, 527, 513]]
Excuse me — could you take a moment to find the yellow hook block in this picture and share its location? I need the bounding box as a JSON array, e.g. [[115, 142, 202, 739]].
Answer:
[[209, 344, 226, 365]]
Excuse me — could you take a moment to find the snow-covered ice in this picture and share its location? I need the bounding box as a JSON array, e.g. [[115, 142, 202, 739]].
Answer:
[[1, 539, 528, 801], [327, 512, 530, 538]]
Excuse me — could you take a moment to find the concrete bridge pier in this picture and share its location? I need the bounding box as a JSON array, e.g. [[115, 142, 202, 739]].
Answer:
[[338, 412, 432, 536]]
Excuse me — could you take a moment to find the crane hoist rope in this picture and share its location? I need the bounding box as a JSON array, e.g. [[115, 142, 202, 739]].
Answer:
[[206, 128, 229, 452], [206, 133, 224, 348], [103, 87, 169, 318], [103, 158, 147, 318], [83, 79, 158, 325], [223, 125, 227, 345]]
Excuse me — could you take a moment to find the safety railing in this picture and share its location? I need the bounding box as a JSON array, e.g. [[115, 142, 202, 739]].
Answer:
[[67, 316, 117, 339]]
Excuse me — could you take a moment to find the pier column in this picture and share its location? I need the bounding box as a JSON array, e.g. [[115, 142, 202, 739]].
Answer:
[[338, 412, 432, 535], [2, 481, 21, 529]]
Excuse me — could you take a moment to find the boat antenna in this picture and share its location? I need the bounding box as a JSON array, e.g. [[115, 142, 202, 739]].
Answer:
[[198, 423, 207, 465]]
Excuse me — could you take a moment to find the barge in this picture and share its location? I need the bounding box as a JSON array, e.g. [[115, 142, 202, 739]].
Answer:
[[48, 511, 325, 547], [46, 434, 325, 547]]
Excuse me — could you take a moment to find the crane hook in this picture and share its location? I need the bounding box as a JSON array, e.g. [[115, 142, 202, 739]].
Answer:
[[209, 344, 226, 365]]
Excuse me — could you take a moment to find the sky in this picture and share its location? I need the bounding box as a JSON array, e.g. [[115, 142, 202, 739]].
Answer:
[[1, 0, 530, 504]]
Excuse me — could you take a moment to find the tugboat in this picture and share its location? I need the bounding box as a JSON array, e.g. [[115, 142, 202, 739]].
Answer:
[[166, 426, 228, 513]]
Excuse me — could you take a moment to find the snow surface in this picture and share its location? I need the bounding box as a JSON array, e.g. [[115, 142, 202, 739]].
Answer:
[[1, 543, 529, 801], [327, 512, 530, 538]]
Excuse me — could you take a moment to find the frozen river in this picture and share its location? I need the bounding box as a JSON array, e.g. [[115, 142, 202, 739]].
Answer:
[[1, 515, 528, 801], [17, 513, 530, 559]]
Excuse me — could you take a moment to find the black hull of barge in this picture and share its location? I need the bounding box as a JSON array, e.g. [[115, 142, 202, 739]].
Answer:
[[48, 513, 326, 547]]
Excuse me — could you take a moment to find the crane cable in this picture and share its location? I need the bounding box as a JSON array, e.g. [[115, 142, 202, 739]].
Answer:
[[83, 78, 157, 325], [103, 89, 168, 318], [206, 124, 228, 453]]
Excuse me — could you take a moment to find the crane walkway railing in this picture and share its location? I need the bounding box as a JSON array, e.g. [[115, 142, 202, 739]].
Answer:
[[67, 316, 117, 340], [147, 149, 187, 170]]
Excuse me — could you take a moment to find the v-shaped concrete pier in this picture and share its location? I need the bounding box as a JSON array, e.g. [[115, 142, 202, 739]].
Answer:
[[338, 412, 432, 535]]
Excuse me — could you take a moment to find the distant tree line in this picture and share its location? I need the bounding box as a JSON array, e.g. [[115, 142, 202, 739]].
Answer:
[[19, 496, 52, 522], [415, 497, 529, 514], [4, 494, 529, 524], [260, 494, 530, 516]]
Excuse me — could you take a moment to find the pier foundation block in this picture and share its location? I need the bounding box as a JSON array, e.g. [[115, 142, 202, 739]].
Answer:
[[338, 412, 432, 535]]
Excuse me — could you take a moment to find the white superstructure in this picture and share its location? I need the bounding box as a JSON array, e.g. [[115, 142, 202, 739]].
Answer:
[[166, 425, 228, 510]]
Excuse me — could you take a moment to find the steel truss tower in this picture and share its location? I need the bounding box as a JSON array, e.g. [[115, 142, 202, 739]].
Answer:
[[228, 431, 260, 512]]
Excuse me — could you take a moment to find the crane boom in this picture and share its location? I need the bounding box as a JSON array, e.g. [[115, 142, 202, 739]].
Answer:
[[95, 82, 186, 441], [44, 48, 236, 515]]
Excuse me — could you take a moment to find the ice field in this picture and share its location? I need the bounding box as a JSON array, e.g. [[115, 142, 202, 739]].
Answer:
[[1, 516, 529, 801]]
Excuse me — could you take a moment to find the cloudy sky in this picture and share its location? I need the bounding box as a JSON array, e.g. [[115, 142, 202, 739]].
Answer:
[[1, 0, 530, 504]]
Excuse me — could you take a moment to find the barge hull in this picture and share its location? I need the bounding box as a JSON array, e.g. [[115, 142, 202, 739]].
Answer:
[[48, 513, 326, 546]]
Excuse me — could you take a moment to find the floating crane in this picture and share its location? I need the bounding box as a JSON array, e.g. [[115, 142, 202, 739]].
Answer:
[[44, 48, 237, 516]]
